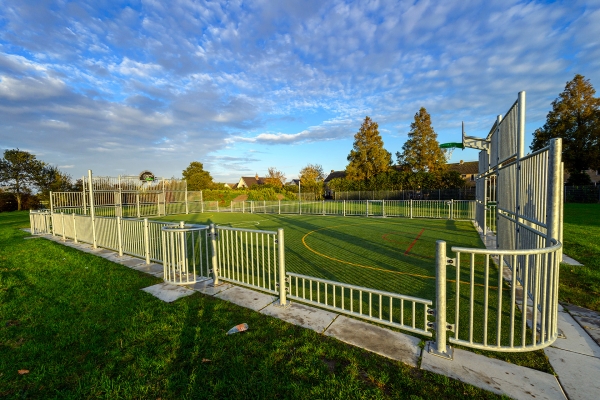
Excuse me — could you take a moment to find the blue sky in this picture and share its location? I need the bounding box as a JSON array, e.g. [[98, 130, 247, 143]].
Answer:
[[0, 0, 599, 183]]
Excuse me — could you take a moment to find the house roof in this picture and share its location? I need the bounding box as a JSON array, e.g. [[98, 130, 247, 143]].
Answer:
[[324, 170, 346, 182], [447, 161, 479, 175], [239, 176, 265, 186]]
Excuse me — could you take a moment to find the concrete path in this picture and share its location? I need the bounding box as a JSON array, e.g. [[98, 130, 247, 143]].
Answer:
[[34, 233, 600, 399]]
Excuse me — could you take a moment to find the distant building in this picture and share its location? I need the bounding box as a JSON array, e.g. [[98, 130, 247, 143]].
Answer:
[[236, 174, 265, 188], [324, 170, 346, 197], [447, 160, 478, 186], [564, 169, 600, 185], [286, 179, 301, 186], [223, 183, 238, 189]]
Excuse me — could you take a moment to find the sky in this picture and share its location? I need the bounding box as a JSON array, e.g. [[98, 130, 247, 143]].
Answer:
[[0, 0, 599, 183]]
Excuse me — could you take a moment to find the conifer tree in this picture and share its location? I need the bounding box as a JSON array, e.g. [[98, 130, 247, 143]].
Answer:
[[531, 74, 600, 173], [182, 161, 214, 190], [345, 116, 392, 181], [396, 107, 446, 173]]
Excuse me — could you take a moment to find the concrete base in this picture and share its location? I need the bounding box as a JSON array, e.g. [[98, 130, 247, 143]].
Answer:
[[214, 286, 276, 311], [141, 282, 195, 302], [131, 263, 163, 277], [421, 346, 566, 400], [561, 254, 583, 266], [188, 279, 233, 296], [261, 302, 337, 333], [545, 346, 600, 400], [324, 316, 421, 367], [563, 304, 600, 346], [551, 310, 600, 357]]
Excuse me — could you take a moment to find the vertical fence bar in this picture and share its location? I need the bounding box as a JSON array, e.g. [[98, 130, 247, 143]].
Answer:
[[87, 170, 97, 249], [277, 228, 287, 306], [210, 224, 219, 285], [431, 240, 452, 358], [72, 213, 78, 243], [143, 218, 150, 264], [117, 216, 123, 256]]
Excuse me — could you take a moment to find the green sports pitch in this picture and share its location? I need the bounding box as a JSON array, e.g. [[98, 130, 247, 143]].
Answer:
[[157, 212, 485, 301]]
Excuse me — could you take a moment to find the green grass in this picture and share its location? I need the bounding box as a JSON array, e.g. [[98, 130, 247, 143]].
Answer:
[[559, 203, 600, 311], [0, 211, 507, 399]]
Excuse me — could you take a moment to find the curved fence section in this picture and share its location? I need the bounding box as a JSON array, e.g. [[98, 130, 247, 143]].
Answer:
[[162, 224, 211, 285], [440, 241, 562, 352]]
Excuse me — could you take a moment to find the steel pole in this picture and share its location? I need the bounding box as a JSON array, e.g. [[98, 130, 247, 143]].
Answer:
[[88, 170, 97, 248]]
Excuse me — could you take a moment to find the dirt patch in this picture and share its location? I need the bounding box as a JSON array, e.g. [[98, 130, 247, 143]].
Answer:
[[233, 194, 248, 201]]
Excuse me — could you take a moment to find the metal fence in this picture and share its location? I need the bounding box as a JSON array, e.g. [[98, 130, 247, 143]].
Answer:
[[564, 185, 600, 203], [287, 272, 432, 336], [207, 199, 475, 220]]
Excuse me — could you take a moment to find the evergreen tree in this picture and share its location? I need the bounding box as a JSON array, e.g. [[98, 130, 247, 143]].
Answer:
[[531, 74, 600, 173], [345, 116, 392, 181], [182, 161, 214, 190], [396, 108, 447, 173]]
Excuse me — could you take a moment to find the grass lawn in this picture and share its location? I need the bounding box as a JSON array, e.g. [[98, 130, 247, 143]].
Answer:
[[559, 203, 600, 311], [0, 211, 507, 399]]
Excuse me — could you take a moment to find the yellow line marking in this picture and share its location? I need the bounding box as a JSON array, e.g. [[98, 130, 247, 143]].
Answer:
[[301, 221, 503, 289]]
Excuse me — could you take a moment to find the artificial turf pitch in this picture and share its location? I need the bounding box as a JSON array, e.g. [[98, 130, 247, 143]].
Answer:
[[158, 212, 484, 301]]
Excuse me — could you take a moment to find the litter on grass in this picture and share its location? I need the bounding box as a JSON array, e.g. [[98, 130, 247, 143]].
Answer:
[[227, 323, 248, 335]]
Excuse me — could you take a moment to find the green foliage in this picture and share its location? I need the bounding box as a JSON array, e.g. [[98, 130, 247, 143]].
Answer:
[[396, 108, 447, 173], [264, 167, 285, 188], [34, 165, 75, 203], [299, 164, 325, 200], [346, 116, 392, 181], [531, 74, 600, 173], [566, 170, 593, 186], [182, 161, 214, 190], [0, 149, 46, 210], [327, 170, 466, 192]]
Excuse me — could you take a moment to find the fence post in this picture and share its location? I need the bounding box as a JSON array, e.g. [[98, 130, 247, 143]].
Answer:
[[279, 200, 281, 215], [299, 199, 301, 215], [429, 240, 453, 359], [546, 138, 562, 248], [117, 216, 123, 256], [61, 212, 66, 241], [143, 218, 150, 264], [216, 201, 219, 213], [210, 224, 220, 286], [231, 201, 233, 213], [383, 200, 386, 217], [243, 201, 245, 213], [185, 187, 189, 215], [322, 200, 325, 216], [73, 213, 78, 243], [410, 199, 413, 219], [275, 228, 289, 307], [343, 200, 346, 217], [136, 193, 141, 218], [88, 170, 97, 249], [366, 200, 369, 217]]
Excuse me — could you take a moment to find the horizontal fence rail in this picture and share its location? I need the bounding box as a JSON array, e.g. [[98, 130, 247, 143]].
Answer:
[[287, 272, 432, 337], [162, 224, 211, 285]]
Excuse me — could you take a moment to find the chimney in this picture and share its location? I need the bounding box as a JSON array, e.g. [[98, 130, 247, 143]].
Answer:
[[331, 170, 334, 173], [255, 173, 259, 180], [460, 160, 464, 164]]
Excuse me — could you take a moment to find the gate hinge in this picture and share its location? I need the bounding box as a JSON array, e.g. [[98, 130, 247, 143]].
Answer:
[[447, 258, 456, 266], [427, 308, 436, 316], [446, 323, 455, 332]]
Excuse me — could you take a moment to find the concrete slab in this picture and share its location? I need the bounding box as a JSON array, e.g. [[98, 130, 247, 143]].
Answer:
[[563, 304, 600, 346], [214, 286, 276, 311], [422, 346, 566, 400], [141, 282, 195, 303], [324, 315, 421, 368], [545, 347, 600, 400], [116, 257, 146, 268], [561, 254, 583, 266], [23, 236, 43, 239], [188, 279, 233, 296], [261, 302, 338, 333], [131, 263, 163, 277], [551, 310, 600, 357]]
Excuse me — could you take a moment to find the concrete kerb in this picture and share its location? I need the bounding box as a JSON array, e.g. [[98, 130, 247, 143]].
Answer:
[[28, 232, 586, 400]]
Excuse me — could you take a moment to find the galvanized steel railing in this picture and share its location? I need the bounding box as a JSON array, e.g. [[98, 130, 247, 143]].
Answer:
[[213, 226, 284, 296], [433, 239, 562, 353], [287, 272, 432, 336], [162, 223, 211, 285], [30, 210, 52, 235]]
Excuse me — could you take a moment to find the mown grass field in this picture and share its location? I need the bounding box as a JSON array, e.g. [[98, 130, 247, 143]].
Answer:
[[0, 211, 505, 399], [558, 203, 600, 311]]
